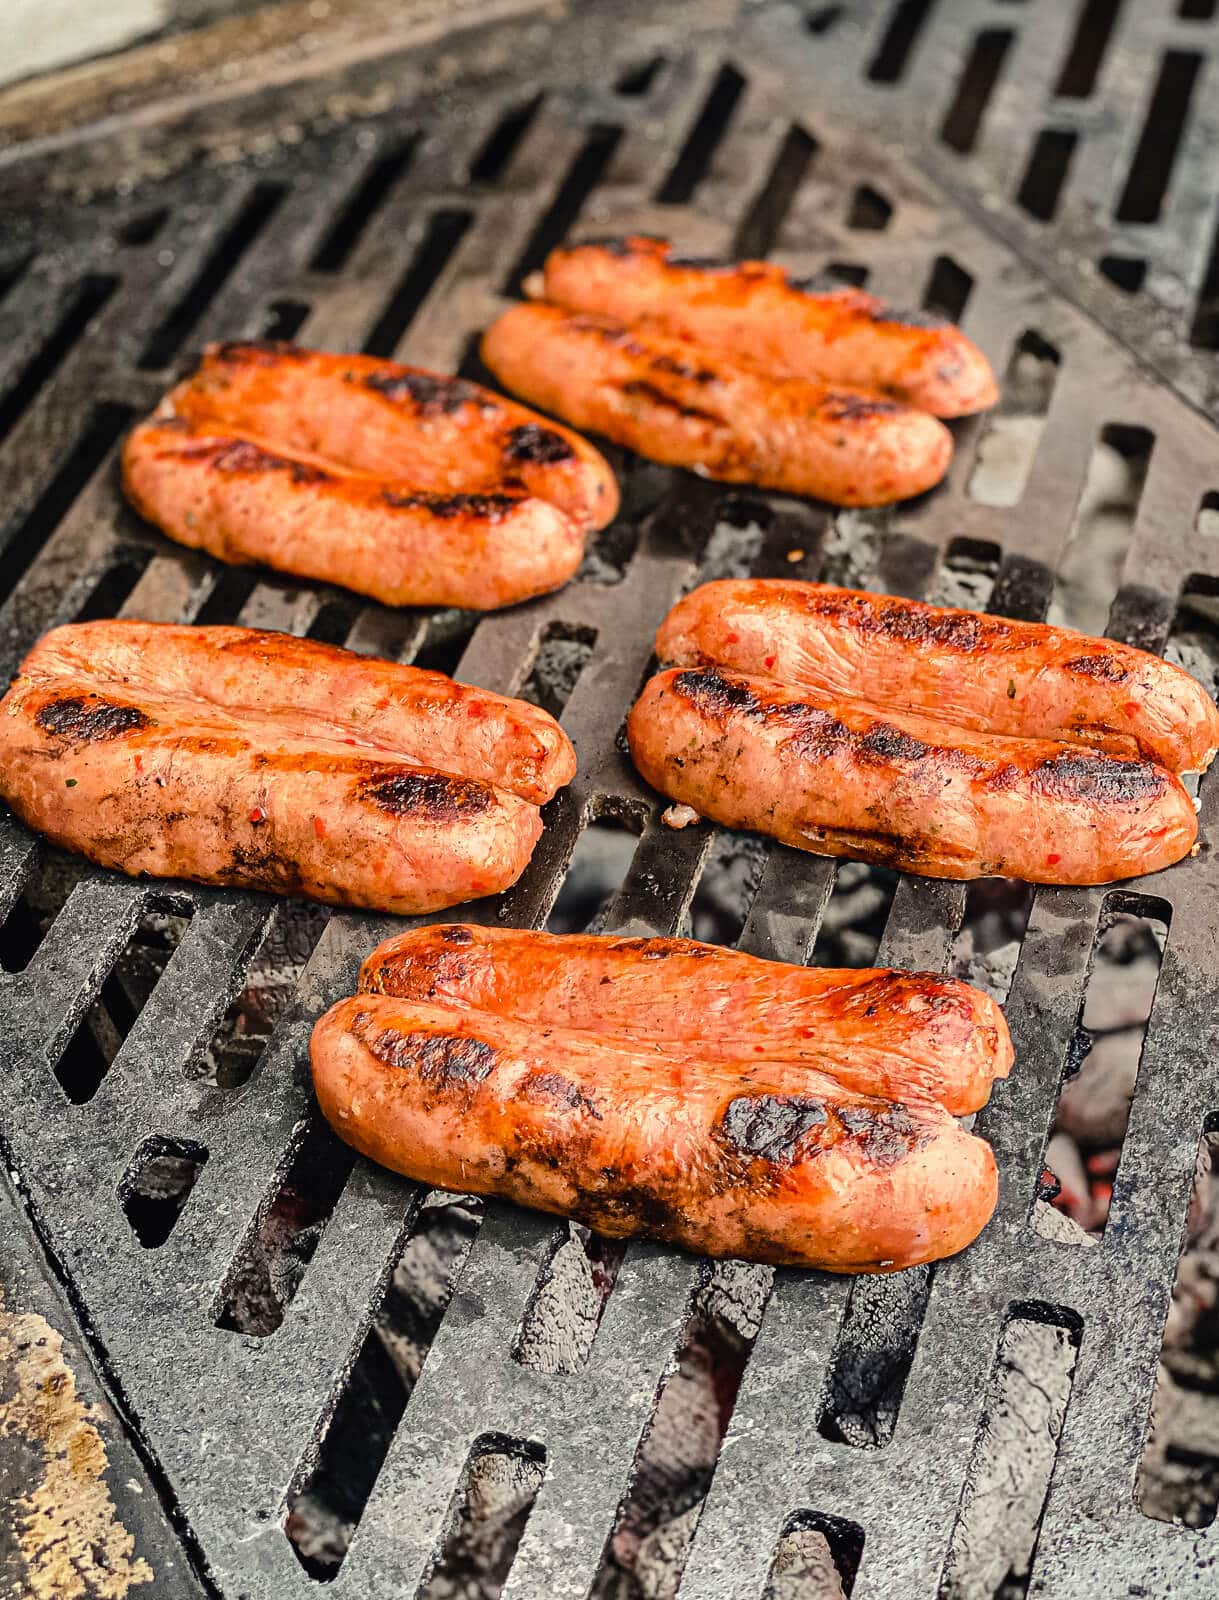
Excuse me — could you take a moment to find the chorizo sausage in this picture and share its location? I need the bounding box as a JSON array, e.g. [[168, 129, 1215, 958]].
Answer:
[[656, 579, 1219, 775], [26, 621, 575, 805], [627, 667, 1197, 885], [537, 235, 998, 417], [481, 303, 952, 507], [310, 992, 999, 1272], [358, 923, 1013, 1115]]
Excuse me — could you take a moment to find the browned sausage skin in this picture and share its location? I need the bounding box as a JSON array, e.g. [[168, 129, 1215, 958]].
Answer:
[[122, 342, 620, 612], [657, 579, 1219, 775], [164, 342, 618, 531], [481, 303, 952, 508], [627, 667, 1197, 885], [358, 923, 1013, 1115], [27, 621, 575, 805], [537, 235, 999, 417], [310, 993, 999, 1272], [0, 622, 572, 912]]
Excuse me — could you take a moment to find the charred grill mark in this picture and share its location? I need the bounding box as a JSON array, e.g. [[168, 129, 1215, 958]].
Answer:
[[365, 1025, 498, 1085], [821, 392, 905, 421], [379, 489, 522, 521], [771, 700, 852, 758], [621, 380, 723, 424], [800, 590, 1015, 653], [209, 440, 330, 484], [360, 370, 485, 414], [504, 423, 575, 464], [857, 722, 932, 763], [720, 1094, 828, 1163], [870, 308, 950, 330], [440, 925, 475, 945], [35, 695, 149, 743], [358, 770, 495, 819], [566, 315, 649, 356], [837, 1102, 924, 1167], [648, 352, 717, 384], [1063, 653, 1132, 683], [521, 1071, 603, 1119], [1031, 751, 1167, 804], [673, 668, 764, 720]]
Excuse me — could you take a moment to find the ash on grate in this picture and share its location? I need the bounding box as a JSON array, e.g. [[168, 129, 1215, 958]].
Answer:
[[593, 1262, 771, 1600]]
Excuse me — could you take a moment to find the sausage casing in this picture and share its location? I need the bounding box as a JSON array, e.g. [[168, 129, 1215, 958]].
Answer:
[[359, 923, 1013, 1115], [26, 621, 575, 805], [657, 579, 1219, 775], [627, 667, 1197, 884], [481, 303, 952, 508], [538, 235, 999, 417], [311, 993, 998, 1272]]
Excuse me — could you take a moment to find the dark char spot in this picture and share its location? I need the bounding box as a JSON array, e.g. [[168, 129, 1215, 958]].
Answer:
[[857, 722, 932, 763], [211, 439, 329, 484], [36, 695, 149, 744], [1031, 751, 1166, 804], [522, 1071, 603, 1119], [380, 490, 522, 520], [440, 925, 475, 945], [836, 1102, 923, 1168], [621, 380, 723, 423], [720, 1094, 828, 1163], [1063, 653, 1132, 684], [673, 668, 763, 720], [821, 392, 905, 421], [361, 369, 485, 414], [368, 1027, 497, 1085], [358, 770, 494, 819], [804, 591, 1011, 654], [504, 423, 575, 464], [649, 352, 717, 384]]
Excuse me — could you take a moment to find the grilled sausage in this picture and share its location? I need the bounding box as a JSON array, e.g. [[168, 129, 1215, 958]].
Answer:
[[123, 342, 620, 611], [536, 236, 999, 417], [359, 923, 1012, 1115], [123, 421, 585, 612], [310, 993, 999, 1271], [627, 667, 1197, 885], [0, 679, 541, 913], [656, 579, 1219, 775], [161, 341, 619, 532], [27, 622, 575, 805], [481, 303, 952, 507]]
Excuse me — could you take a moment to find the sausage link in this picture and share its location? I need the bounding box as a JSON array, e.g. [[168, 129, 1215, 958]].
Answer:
[[27, 621, 574, 805], [0, 679, 540, 913], [359, 923, 1012, 1115], [538, 236, 998, 417], [167, 341, 618, 531], [657, 579, 1219, 775], [481, 303, 952, 508], [122, 421, 584, 612], [627, 667, 1197, 885], [311, 993, 998, 1272]]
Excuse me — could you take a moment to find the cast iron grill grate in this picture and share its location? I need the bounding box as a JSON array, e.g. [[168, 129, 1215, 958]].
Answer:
[[1, 6, 1219, 1597]]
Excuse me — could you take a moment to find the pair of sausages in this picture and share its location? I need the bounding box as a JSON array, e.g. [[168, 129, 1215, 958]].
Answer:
[[122, 343, 619, 611], [0, 622, 574, 914], [627, 580, 1213, 885], [311, 924, 1005, 1272], [480, 235, 999, 507]]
